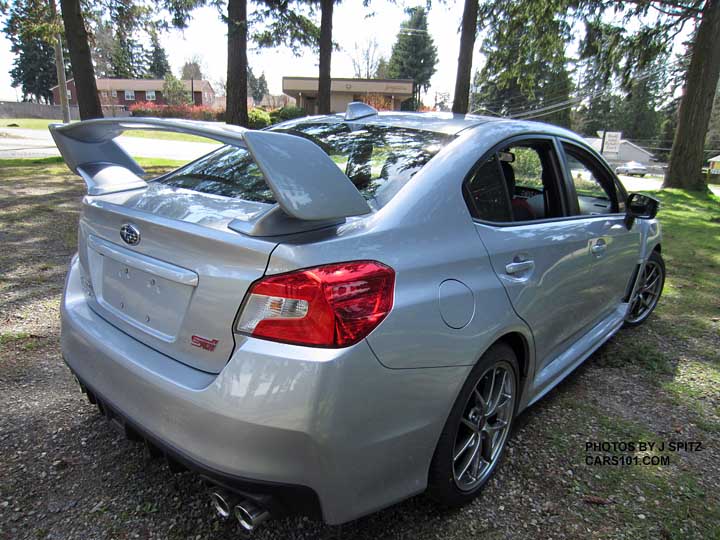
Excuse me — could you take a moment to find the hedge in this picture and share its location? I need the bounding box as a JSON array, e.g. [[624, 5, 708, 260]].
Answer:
[[128, 102, 216, 121]]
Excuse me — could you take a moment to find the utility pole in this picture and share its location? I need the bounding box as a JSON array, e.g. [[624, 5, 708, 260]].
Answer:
[[50, 0, 71, 123]]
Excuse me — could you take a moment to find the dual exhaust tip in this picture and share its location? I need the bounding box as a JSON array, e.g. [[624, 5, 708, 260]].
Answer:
[[210, 490, 270, 533]]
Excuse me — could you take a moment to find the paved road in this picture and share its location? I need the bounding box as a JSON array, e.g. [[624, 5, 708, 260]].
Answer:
[[0, 127, 219, 161]]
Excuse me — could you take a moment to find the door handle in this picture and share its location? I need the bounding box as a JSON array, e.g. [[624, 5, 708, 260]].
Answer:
[[591, 239, 607, 255], [505, 260, 535, 274]]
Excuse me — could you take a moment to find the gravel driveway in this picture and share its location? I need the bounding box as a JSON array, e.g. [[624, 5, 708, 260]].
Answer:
[[1, 162, 718, 540]]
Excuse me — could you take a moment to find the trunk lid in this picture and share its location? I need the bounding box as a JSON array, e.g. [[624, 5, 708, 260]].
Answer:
[[77, 183, 277, 374]]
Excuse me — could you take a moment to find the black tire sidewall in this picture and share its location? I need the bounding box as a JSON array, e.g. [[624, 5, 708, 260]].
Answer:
[[625, 250, 665, 327], [427, 342, 519, 507]]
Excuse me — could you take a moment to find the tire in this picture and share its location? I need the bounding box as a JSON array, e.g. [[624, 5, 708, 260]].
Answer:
[[427, 342, 519, 507], [624, 250, 665, 327]]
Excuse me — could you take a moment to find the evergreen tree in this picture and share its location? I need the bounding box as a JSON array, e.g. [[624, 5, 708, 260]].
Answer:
[[375, 57, 389, 79], [181, 57, 203, 80], [91, 21, 117, 78], [107, 1, 149, 78], [578, 21, 670, 143], [3, 0, 60, 103], [147, 32, 170, 79], [111, 34, 147, 78], [656, 98, 680, 161], [247, 67, 268, 103], [470, 0, 573, 127], [387, 7, 437, 109]]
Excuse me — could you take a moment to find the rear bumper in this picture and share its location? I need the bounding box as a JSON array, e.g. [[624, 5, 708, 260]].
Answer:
[[70, 371, 322, 519], [61, 257, 470, 524]]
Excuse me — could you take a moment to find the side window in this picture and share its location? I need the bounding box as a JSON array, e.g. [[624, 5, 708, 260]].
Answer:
[[464, 155, 512, 222], [464, 139, 566, 224], [562, 144, 619, 215]]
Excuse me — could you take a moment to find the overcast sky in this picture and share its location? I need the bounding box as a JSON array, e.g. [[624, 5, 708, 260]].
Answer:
[[0, 0, 482, 103]]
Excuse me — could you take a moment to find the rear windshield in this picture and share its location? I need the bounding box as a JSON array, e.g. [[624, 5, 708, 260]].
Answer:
[[155, 122, 455, 206]]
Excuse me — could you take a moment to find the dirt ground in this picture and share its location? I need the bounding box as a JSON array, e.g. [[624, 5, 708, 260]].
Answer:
[[1, 161, 718, 540]]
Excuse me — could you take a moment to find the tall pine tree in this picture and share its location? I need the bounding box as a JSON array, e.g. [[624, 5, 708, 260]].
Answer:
[[3, 0, 62, 103], [147, 32, 171, 78], [470, 0, 573, 127], [387, 7, 438, 110]]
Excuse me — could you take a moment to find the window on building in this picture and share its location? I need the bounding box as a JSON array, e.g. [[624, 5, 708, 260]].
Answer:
[[146, 90, 156, 101], [66, 89, 72, 99], [100, 91, 108, 97], [111, 90, 117, 98], [124, 90, 135, 101]]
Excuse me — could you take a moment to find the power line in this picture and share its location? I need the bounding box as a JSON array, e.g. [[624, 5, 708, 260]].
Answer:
[[512, 59, 679, 120], [472, 48, 691, 120]]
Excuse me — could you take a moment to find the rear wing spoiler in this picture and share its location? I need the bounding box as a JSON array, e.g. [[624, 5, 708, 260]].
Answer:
[[49, 117, 371, 223]]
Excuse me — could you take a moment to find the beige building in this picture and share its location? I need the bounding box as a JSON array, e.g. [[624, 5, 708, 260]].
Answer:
[[282, 77, 413, 114]]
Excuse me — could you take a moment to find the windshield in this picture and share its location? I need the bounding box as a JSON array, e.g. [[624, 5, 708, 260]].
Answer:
[[155, 121, 456, 207]]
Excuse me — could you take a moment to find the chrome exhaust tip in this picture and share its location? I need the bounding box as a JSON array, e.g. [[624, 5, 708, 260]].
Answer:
[[234, 500, 271, 533], [209, 490, 235, 520]]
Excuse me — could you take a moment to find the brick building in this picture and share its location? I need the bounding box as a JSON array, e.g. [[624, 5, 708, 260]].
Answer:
[[51, 78, 215, 108]]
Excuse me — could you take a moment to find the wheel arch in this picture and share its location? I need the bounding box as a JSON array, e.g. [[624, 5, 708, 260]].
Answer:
[[496, 331, 530, 382]]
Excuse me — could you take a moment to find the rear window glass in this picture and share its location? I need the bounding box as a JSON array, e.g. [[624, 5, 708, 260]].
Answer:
[[155, 122, 455, 206]]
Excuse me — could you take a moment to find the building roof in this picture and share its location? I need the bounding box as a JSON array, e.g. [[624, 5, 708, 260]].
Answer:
[[51, 78, 214, 94], [584, 137, 654, 159]]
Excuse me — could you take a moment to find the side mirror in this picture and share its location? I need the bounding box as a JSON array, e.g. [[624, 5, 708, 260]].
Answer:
[[625, 192, 659, 228]]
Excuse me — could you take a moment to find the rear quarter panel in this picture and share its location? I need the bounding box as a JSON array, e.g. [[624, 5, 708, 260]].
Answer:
[[264, 126, 534, 371]]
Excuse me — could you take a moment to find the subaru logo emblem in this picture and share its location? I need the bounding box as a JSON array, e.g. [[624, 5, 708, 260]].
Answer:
[[120, 223, 141, 246]]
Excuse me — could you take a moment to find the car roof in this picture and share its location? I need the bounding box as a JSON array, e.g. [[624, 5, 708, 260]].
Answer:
[[284, 111, 585, 141], [284, 111, 491, 135]]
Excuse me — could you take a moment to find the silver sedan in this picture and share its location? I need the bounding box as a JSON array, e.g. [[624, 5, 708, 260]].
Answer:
[[52, 106, 664, 532], [615, 161, 648, 176]]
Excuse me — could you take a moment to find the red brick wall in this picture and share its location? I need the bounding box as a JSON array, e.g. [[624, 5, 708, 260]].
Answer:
[[52, 81, 203, 107], [52, 80, 77, 106]]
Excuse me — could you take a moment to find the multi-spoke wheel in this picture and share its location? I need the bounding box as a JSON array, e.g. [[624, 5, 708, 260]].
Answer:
[[625, 251, 665, 326], [427, 343, 518, 506], [452, 362, 515, 491]]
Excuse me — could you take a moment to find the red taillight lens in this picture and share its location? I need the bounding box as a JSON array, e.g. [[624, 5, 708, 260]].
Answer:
[[236, 261, 395, 347]]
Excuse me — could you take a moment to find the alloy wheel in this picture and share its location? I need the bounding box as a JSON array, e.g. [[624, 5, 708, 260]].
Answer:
[[626, 260, 663, 324], [452, 362, 516, 491]]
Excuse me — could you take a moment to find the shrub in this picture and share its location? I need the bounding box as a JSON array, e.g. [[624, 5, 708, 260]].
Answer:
[[248, 108, 271, 129], [162, 74, 192, 105], [276, 106, 307, 121], [129, 102, 216, 121]]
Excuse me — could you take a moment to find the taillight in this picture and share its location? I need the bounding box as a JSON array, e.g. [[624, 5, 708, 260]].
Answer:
[[236, 261, 395, 347]]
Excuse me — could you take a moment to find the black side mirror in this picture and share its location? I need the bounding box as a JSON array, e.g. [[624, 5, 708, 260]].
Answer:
[[625, 192, 659, 228]]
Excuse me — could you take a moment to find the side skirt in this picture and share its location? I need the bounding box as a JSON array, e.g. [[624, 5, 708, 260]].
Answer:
[[524, 303, 627, 409]]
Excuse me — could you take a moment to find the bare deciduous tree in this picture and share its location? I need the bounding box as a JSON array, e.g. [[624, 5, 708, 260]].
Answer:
[[351, 38, 380, 79]]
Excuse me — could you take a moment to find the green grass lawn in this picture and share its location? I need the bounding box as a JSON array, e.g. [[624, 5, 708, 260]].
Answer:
[[0, 117, 220, 144], [0, 156, 186, 177]]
